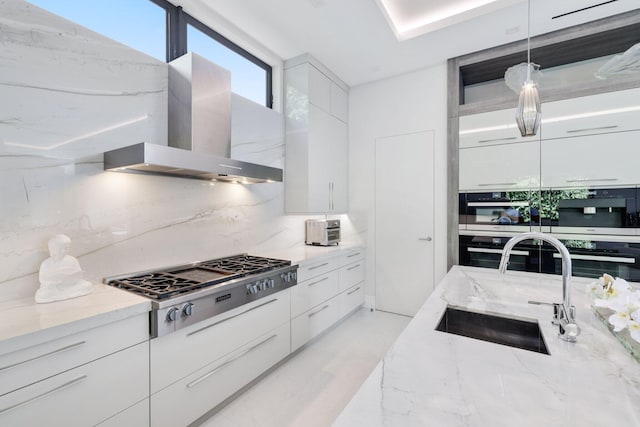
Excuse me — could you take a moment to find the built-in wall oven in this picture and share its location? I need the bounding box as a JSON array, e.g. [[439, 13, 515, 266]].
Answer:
[[545, 187, 638, 235], [459, 232, 640, 281], [459, 191, 533, 232]]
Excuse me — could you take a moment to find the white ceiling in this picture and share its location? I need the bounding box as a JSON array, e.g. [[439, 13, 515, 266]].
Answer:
[[184, 0, 638, 87]]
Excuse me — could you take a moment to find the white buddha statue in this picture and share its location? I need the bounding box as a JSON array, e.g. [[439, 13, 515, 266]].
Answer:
[[36, 234, 92, 303]]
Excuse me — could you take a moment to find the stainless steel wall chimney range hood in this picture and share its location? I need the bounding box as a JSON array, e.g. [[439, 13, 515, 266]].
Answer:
[[104, 53, 282, 183]]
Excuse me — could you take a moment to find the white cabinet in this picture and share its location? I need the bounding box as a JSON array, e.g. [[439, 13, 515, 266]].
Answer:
[[541, 130, 640, 188], [150, 290, 290, 394], [540, 88, 640, 141], [0, 315, 149, 427], [150, 290, 291, 425], [151, 322, 290, 427], [285, 58, 349, 214], [291, 297, 341, 351], [459, 141, 541, 191], [459, 88, 640, 191], [291, 248, 366, 351], [459, 108, 534, 148], [97, 398, 150, 427]]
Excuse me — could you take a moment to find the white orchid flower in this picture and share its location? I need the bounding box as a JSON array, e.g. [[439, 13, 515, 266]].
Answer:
[[628, 321, 640, 343]]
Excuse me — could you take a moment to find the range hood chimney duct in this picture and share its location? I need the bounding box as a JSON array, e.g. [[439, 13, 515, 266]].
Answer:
[[104, 52, 282, 183]]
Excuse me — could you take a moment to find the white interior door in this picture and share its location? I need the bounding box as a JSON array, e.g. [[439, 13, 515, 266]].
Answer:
[[375, 131, 435, 316]]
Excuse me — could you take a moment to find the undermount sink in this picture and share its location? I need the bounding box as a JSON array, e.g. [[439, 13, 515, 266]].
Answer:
[[435, 306, 550, 355]]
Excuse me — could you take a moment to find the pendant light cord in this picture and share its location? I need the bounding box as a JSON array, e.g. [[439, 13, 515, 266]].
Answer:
[[527, 0, 531, 81]]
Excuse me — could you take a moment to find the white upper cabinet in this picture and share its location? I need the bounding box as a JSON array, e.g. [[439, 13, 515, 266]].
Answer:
[[539, 88, 640, 140], [460, 88, 640, 149], [459, 109, 534, 148], [285, 56, 349, 214], [541, 130, 640, 188], [459, 141, 541, 191], [459, 88, 640, 191]]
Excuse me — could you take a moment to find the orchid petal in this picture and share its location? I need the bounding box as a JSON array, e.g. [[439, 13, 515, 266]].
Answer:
[[608, 312, 630, 332]]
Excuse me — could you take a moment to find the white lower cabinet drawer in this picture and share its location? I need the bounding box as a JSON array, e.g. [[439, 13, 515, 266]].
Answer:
[[0, 341, 149, 427], [297, 256, 339, 282], [150, 322, 291, 427], [151, 290, 290, 393], [339, 284, 365, 318], [0, 313, 148, 396], [96, 398, 149, 427], [339, 261, 365, 292], [291, 269, 340, 317], [291, 297, 340, 351]]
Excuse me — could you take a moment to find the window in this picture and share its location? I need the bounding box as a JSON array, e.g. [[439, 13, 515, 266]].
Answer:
[[27, 0, 273, 108], [27, 0, 166, 62], [187, 22, 271, 107]]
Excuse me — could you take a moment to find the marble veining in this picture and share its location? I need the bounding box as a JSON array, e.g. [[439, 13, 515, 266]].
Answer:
[[334, 267, 640, 426], [1, 0, 363, 303]]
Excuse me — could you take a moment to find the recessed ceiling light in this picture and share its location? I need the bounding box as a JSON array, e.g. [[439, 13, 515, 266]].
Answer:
[[375, 0, 522, 41]]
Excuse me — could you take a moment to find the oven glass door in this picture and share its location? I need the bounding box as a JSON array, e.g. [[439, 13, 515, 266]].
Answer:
[[544, 187, 638, 235], [462, 191, 532, 232], [543, 239, 640, 281], [459, 235, 537, 272]]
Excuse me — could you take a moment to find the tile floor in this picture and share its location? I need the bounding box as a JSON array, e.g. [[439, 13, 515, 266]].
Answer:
[[199, 308, 411, 427]]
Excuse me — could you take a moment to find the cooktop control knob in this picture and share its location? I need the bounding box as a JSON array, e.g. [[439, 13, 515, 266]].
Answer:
[[267, 278, 275, 288], [182, 302, 194, 317], [258, 280, 267, 291], [166, 307, 179, 322]]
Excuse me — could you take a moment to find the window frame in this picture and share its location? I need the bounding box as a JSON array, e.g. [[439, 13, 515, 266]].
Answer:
[[150, 0, 273, 108]]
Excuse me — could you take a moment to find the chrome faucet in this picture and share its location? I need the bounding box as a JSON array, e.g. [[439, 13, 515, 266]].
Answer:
[[498, 232, 579, 342]]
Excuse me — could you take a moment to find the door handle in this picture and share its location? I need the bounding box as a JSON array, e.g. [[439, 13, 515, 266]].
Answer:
[[418, 237, 432, 242]]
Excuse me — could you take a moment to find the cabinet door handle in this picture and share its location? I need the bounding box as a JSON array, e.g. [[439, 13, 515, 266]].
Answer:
[[186, 334, 278, 389], [477, 137, 517, 144], [0, 375, 87, 415], [307, 262, 329, 271], [418, 237, 432, 242], [565, 178, 618, 183], [187, 299, 278, 337], [308, 277, 329, 287], [347, 286, 361, 296], [565, 125, 618, 134], [0, 341, 86, 372], [477, 182, 517, 187], [346, 252, 361, 258], [308, 304, 330, 318], [346, 264, 361, 271]]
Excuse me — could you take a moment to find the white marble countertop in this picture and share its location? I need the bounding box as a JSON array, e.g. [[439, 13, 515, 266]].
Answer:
[[0, 284, 151, 356], [0, 244, 363, 357], [334, 266, 640, 426]]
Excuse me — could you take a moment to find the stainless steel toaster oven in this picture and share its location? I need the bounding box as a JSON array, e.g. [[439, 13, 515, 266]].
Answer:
[[305, 219, 341, 246]]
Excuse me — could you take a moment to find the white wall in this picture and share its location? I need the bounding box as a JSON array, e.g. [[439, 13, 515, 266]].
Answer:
[[0, 1, 358, 301], [349, 64, 449, 305]]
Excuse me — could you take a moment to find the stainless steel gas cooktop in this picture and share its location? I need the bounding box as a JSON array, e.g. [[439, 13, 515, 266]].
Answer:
[[105, 254, 298, 337]]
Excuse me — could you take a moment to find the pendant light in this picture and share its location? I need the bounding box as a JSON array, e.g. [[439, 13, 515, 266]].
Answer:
[[515, 0, 541, 137]]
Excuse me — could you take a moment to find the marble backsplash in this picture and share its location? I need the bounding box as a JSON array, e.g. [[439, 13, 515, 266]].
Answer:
[[0, 0, 363, 301]]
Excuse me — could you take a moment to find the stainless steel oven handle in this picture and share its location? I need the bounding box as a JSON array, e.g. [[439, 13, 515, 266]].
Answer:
[[552, 253, 635, 264], [0, 341, 86, 372], [565, 125, 618, 134], [467, 248, 529, 256], [0, 375, 87, 414], [187, 299, 278, 337], [186, 334, 277, 389]]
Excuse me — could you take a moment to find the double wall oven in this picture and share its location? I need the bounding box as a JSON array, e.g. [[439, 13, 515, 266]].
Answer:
[[459, 187, 640, 281]]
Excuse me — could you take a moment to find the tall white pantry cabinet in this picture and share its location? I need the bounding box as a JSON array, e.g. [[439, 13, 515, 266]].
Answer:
[[284, 55, 349, 214]]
